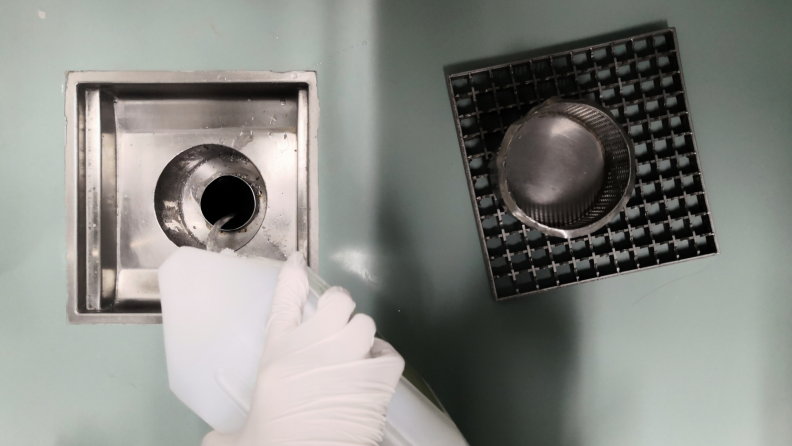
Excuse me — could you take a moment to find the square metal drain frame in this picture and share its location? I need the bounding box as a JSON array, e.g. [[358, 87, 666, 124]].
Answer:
[[65, 71, 320, 323]]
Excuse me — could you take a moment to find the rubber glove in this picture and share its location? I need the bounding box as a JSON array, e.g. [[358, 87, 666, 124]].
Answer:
[[203, 253, 405, 446]]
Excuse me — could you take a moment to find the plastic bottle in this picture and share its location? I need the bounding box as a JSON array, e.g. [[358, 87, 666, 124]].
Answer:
[[159, 247, 468, 446]]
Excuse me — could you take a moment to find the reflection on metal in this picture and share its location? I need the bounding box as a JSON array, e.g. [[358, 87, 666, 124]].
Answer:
[[84, 89, 102, 311], [65, 71, 320, 324], [296, 89, 309, 255]]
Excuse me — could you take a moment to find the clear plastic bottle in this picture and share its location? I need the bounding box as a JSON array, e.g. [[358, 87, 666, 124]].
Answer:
[[159, 247, 468, 446]]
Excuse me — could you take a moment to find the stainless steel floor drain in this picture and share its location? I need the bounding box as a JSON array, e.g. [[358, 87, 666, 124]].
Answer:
[[446, 28, 718, 300], [65, 71, 320, 324]]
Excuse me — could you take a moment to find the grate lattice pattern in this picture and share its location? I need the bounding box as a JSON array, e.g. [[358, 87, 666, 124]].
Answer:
[[446, 28, 718, 300]]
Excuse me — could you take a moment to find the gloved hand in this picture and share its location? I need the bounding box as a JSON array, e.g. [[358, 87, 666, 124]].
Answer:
[[202, 253, 405, 446]]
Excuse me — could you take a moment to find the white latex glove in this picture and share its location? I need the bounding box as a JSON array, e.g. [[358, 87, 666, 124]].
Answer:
[[203, 253, 405, 446]]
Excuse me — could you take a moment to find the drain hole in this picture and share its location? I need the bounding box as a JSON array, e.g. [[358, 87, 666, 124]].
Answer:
[[201, 176, 256, 231]]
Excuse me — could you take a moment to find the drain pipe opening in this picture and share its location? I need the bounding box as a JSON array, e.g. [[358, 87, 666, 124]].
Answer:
[[200, 176, 257, 231]]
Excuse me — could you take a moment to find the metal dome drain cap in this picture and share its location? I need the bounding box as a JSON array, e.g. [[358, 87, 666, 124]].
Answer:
[[496, 98, 636, 239]]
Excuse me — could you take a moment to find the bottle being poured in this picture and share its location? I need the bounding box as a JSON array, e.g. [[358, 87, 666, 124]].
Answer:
[[158, 216, 469, 446]]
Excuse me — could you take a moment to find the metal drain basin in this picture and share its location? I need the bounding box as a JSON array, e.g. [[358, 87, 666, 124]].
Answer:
[[65, 71, 319, 324]]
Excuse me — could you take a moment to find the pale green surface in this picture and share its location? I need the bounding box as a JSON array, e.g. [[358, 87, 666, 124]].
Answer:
[[1, 1, 791, 445]]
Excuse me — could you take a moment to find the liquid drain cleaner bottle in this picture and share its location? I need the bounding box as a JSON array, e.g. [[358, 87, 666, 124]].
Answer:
[[159, 247, 468, 446]]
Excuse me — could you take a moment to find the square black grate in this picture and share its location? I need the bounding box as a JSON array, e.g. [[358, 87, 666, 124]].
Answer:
[[446, 28, 718, 300]]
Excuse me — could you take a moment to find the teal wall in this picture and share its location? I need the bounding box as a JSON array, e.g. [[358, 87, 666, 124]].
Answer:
[[1, 1, 791, 445]]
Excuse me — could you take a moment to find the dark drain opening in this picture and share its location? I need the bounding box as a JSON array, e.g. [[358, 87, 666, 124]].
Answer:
[[201, 176, 256, 231]]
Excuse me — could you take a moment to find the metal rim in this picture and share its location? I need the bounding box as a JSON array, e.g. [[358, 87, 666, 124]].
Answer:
[[154, 144, 268, 251], [496, 98, 636, 239]]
